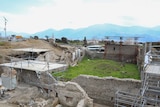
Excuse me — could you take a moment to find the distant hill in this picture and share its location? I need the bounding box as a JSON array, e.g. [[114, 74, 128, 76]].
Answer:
[[4, 23, 160, 42], [32, 23, 160, 42], [2, 31, 31, 38]]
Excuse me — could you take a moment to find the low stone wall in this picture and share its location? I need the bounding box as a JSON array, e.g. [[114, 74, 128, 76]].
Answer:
[[72, 75, 141, 107]]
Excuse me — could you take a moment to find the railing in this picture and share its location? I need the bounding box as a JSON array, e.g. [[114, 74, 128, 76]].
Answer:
[[144, 51, 152, 68], [114, 91, 141, 107], [115, 43, 160, 107]]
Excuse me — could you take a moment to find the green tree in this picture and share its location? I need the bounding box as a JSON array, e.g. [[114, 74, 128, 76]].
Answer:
[[83, 36, 87, 47], [61, 37, 68, 44], [34, 36, 39, 40], [45, 35, 49, 42]]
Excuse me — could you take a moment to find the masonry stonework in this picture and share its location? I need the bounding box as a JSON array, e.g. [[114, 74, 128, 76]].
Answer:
[[72, 75, 141, 106], [86, 44, 139, 63]]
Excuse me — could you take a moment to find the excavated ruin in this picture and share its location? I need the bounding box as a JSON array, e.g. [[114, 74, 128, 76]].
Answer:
[[1, 39, 158, 107], [0, 39, 94, 107]]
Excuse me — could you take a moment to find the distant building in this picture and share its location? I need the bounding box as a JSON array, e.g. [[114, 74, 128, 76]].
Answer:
[[87, 40, 99, 45], [10, 35, 23, 41], [15, 35, 23, 39], [87, 45, 104, 51]]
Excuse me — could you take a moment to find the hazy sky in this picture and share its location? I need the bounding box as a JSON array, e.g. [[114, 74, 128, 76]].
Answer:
[[0, 0, 160, 33]]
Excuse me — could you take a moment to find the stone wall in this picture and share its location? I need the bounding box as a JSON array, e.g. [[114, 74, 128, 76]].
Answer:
[[86, 44, 139, 63], [106, 44, 137, 55], [16, 69, 56, 90], [13, 69, 94, 107], [72, 75, 141, 106]]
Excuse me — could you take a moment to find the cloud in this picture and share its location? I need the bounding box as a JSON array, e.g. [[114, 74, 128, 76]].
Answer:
[[1, 0, 160, 33], [120, 16, 137, 26]]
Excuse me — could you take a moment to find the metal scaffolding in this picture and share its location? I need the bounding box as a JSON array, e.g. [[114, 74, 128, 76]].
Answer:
[[115, 42, 160, 107]]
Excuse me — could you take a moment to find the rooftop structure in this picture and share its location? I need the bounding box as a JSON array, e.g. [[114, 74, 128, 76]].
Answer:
[[145, 64, 160, 75], [0, 60, 67, 72], [12, 48, 49, 53], [0, 48, 67, 72], [87, 45, 104, 51]]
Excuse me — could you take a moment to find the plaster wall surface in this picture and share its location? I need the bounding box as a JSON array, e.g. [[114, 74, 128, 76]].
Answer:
[[72, 75, 141, 106]]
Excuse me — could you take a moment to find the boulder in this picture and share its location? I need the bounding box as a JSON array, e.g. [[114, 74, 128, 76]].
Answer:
[[55, 81, 93, 107]]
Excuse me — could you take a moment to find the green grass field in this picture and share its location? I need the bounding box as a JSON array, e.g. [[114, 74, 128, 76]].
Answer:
[[52, 57, 140, 81]]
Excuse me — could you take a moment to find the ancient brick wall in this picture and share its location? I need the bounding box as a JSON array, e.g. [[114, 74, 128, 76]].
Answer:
[[86, 44, 139, 63], [72, 75, 141, 106]]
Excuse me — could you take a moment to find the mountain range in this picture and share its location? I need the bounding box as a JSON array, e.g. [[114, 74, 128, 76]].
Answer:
[[5, 23, 160, 42]]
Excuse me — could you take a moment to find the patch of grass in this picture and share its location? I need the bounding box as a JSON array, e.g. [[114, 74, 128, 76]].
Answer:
[[0, 41, 6, 46], [53, 57, 140, 81]]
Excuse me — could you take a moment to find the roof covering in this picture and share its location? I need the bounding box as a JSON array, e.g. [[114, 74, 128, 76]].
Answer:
[[0, 60, 67, 72], [145, 64, 160, 75], [12, 48, 49, 53]]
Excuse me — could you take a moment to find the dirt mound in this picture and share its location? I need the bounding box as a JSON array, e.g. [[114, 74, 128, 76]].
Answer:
[[0, 39, 62, 62], [0, 39, 80, 66], [10, 39, 53, 49]]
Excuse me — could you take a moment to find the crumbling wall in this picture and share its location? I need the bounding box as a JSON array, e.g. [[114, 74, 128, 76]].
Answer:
[[60, 47, 85, 66], [10, 70, 94, 107], [36, 47, 85, 67], [0, 67, 94, 107], [36, 51, 60, 63], [1, 67, 17, 90], [55, 81, 93, 107], [8, 84, 55, 107], [72, 75, 141, 106], [17, 70, 56, 90]]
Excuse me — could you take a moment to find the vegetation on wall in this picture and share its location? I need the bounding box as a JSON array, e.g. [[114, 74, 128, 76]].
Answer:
[[53, 57, 140, 81]]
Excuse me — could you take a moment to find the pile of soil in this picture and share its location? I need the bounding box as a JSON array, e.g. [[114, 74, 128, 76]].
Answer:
[[0, 39, 67, 63], [0, 39, 80, 67]]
